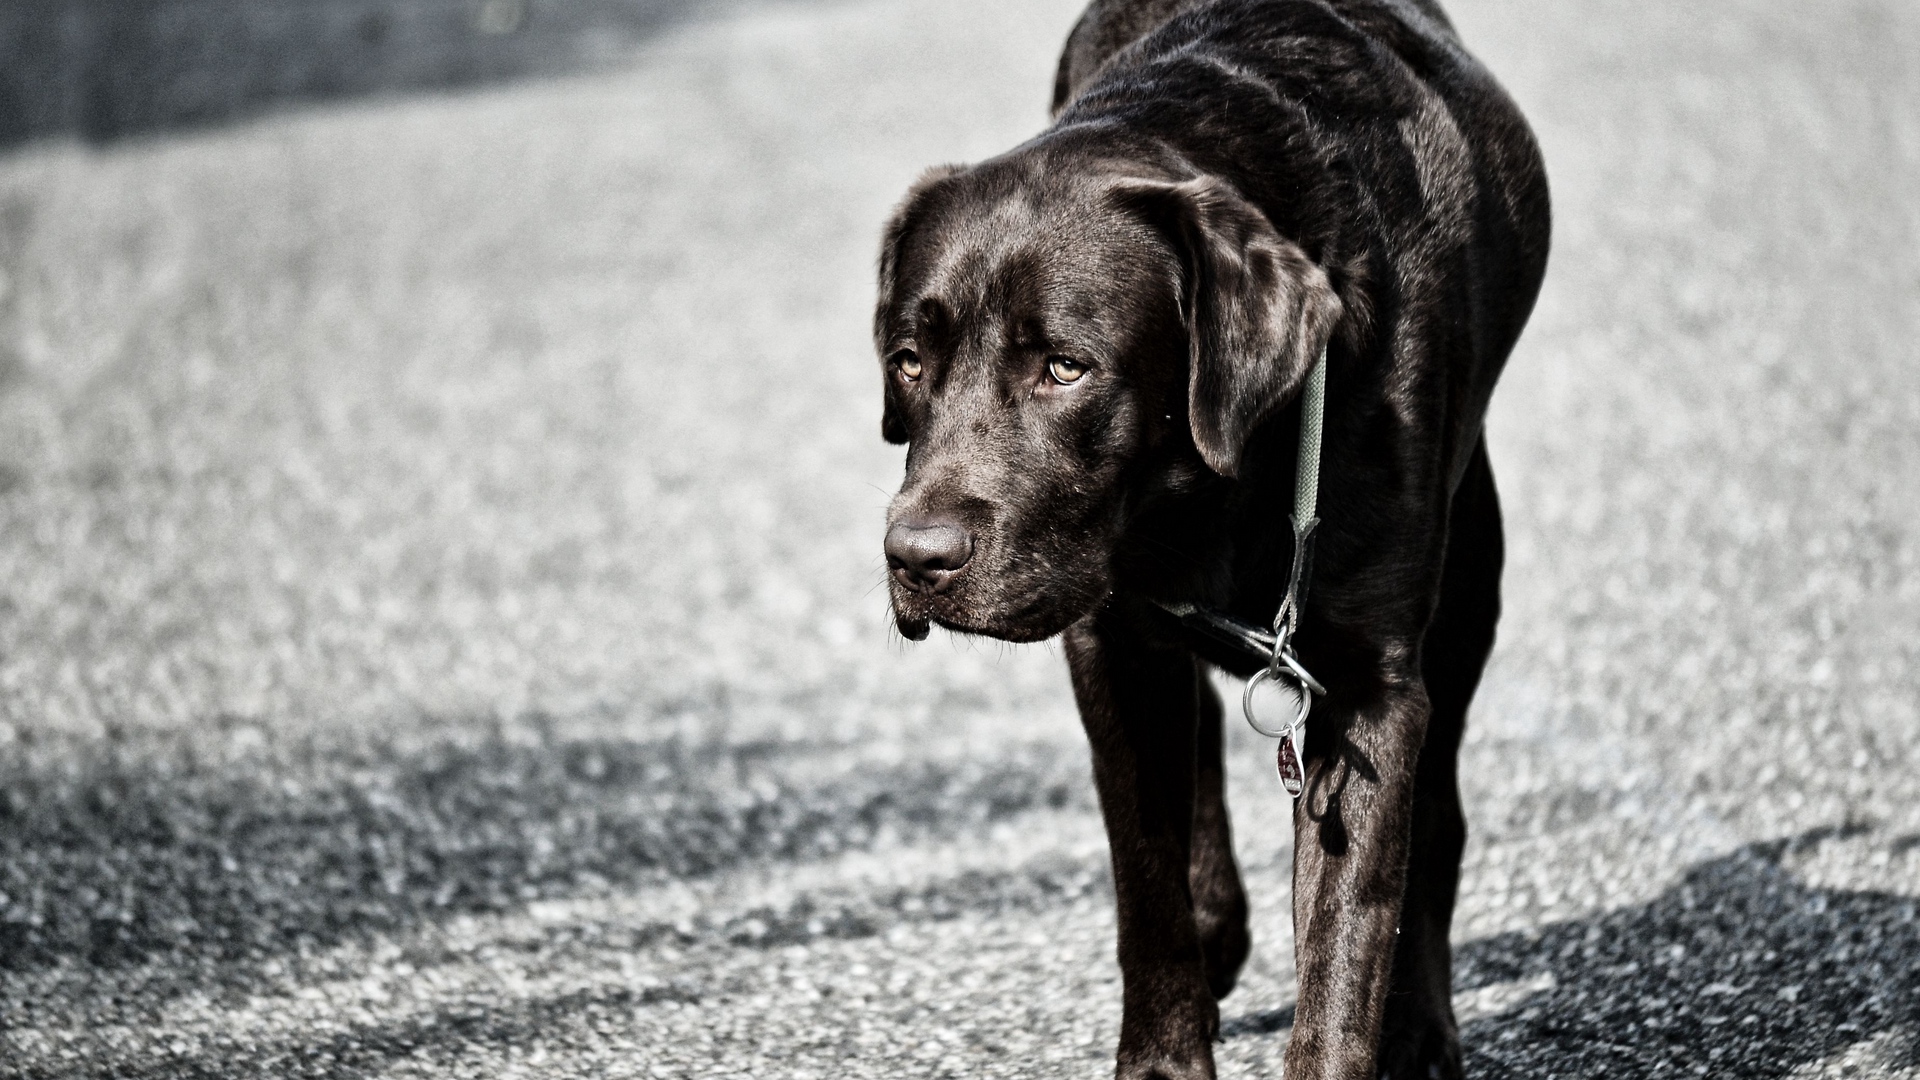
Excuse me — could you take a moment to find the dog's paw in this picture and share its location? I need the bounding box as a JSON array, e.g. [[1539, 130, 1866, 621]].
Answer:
[[1115, 1051, 1217, 1080], [1375, 1010, 1462, 1080], [1115, 985, 1219, 1080]]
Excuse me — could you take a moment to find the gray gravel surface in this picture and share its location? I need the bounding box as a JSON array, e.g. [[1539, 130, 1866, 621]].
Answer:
[[1, 0, 1917, 1077]]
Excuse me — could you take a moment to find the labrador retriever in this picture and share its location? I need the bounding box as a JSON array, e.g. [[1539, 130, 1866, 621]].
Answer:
[[873, 2, 1550, 1077]]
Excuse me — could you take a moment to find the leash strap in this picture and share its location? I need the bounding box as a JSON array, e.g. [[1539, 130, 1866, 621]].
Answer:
[[1277, 348, 1326, 645], [1242, 348, 1328, 797]]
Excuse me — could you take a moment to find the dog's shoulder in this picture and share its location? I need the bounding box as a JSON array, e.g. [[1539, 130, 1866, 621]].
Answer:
[[1048, 2, 1427, 275], [1052, 0, 1206, 115]]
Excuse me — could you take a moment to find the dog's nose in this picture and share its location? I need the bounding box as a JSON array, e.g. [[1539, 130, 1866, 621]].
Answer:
[[885, 520, 974, 593]]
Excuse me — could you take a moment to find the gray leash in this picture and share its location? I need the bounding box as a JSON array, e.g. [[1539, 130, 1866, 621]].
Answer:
[[1240, 349, 1328, 797]]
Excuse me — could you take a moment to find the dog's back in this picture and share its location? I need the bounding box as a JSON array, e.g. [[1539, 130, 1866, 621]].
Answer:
[[1057, 0, 1466, 114]]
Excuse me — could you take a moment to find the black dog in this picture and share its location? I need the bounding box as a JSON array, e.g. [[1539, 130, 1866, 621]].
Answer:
[[874, 1, 1548, 1077]]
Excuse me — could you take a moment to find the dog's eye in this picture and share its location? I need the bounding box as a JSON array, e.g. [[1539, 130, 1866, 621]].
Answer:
[[893, 350, 923, 381], [1046, 356, 1088, 385]]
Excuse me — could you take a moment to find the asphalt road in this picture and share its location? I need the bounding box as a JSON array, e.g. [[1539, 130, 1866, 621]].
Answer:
[[0, 0, 1916, 1077]]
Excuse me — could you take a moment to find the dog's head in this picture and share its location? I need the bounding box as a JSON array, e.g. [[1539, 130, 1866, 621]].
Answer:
[[875, 151, 1342, 642]]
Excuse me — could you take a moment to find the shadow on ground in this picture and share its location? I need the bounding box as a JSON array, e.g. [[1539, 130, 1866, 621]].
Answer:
[[3, 721, 1914, 1077], [9, 808, 1911, 1079], [0, 721, 1099, 1077], [1229, 831, 1919, 1078], [0, 0, 784, 150], [1456, 832, 1919, 1078], [0, 720, 1082, 980]]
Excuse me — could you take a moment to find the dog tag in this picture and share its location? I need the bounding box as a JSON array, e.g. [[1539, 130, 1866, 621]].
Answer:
[[1242, 662, 1315, 798], [1277, 730, 1304, 797]]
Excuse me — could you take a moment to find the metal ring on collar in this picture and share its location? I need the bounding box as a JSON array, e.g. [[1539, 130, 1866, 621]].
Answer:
[[1242, 665, 1313, 739]]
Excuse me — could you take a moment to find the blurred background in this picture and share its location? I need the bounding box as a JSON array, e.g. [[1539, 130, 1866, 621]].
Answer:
[[0, 0, 758, 146], [0, 1, 1915, 1077]]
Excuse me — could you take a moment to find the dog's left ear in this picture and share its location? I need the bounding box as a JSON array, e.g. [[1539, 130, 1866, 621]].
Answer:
[[1114, 177, 1343, 477]]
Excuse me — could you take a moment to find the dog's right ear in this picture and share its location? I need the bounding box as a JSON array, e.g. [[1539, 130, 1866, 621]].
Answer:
[[876, 164, 967, 444], [1111, 177, 1343, 477]]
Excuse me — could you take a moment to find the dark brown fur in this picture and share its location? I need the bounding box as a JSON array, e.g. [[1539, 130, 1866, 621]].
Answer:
[[874, 2, 1549, 1077]]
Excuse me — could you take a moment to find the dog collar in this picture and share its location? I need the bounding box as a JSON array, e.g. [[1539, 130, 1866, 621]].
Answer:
[[1153, 347, 1328, 796]]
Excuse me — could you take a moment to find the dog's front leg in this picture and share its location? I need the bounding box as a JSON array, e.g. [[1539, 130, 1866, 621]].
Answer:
[[1066, 613, 1217, 1080], [1284, 672, 1429, 1080]]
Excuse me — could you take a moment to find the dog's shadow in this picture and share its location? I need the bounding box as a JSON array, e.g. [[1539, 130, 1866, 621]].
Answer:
[[1225, 829, 1920, 1077]]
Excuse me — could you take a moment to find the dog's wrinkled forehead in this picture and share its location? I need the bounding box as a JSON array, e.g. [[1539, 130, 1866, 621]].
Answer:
[[880, 170, 1172, 355]]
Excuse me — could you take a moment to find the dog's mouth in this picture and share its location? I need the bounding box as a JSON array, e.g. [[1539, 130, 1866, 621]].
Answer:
[[891, 600, 1003, 643], [890, 581, 1094, 645], [896, 611, 1059, 644]]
